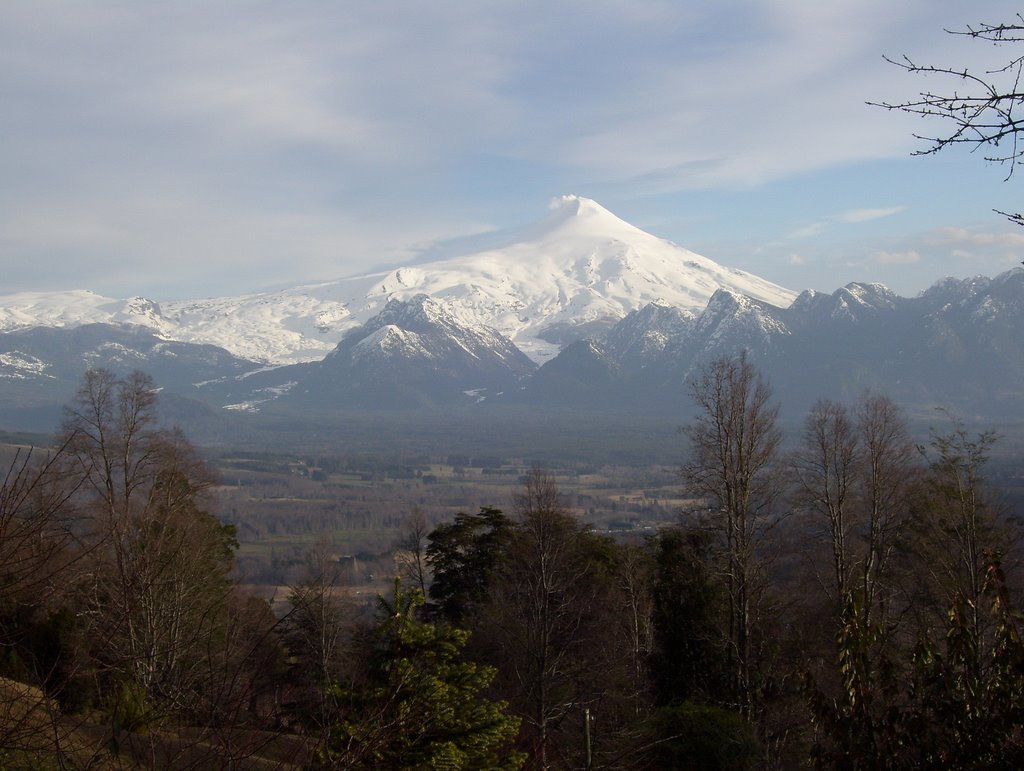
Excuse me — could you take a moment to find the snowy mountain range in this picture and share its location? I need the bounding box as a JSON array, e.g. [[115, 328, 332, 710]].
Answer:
[[0, 196, 1021, 431], [517, 272, 1024, 417], [0, 196, 794, 366]]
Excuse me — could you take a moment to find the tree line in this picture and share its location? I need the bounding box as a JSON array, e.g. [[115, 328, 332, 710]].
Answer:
[[0, 362, 1021, 768]]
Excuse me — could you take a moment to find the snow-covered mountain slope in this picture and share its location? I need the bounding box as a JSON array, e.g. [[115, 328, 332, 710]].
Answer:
[[0, 196, 796, 366], [0, 292, 176, 335], [0, 322, 261, 429], [602, 300, 696, 369], [305, 195, 795, 363], [287, 294, 537, 408]]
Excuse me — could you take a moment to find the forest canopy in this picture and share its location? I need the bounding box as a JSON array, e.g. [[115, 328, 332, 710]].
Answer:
[[0, 364, 1021, 769]]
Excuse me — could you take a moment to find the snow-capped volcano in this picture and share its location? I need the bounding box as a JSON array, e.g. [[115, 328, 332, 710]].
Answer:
[[0, 196, 796, 365], [335, 195, 795, 361]]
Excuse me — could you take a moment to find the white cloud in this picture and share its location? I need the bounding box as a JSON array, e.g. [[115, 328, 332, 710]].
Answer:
[[788, 223, 827, 239], [839, 207, 906, 223], [935, 228, 1024, 249], [0, 0, 1016, 298], [787, 206, 905, 239], [873, 250, 921, 265]]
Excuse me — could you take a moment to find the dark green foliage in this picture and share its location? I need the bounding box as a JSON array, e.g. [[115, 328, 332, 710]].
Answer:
[[0, 605, 91, 711], [903, 557, 1024, 770], [808, 556, 1024, 770], [647, 701, 760, 770], [324, 580, 524, 769], [426, 506, 511, 623], [649, 526, 726, 706], [919, 420, 1002, 645], [805, 591, 903, 769]]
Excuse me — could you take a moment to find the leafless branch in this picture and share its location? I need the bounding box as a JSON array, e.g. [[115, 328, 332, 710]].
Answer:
[[871, 15, 1024, 225]]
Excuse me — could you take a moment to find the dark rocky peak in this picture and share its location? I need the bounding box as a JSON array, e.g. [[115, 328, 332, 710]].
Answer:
[[370, 294, 456, 332], [789, 282, 898, 327], [834, 282, 898, 311], [603, 299, 695, 363], [916, 268, 1022, 318], [696, 289, 787, 333]]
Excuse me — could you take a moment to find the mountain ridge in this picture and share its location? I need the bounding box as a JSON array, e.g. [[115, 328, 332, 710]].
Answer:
[[0, 196, 795, 366], [0, 199, 1021, 430]]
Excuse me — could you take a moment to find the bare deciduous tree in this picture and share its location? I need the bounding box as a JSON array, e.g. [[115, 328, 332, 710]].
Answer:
[[394, 507, 430, 598], [0, 441, 81, 609], [921, 416, 1003, 650], [283, 540, 359, 752], [872, 14, 1024, 225], [505, 469, 590, 768], [792, 399, 859, 610], [60, 369, 237, 723], [0, 441, 83, 760], [796, 394, 923, 769], [614, 542, 655, 704], [792, 394, 920, 632], [856, 393, 917, 631], [681, 353, 783, 714], [471, 468, 624, 769]]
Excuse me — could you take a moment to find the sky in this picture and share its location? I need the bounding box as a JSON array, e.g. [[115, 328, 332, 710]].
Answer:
[[1, 0, 1022, 301]]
